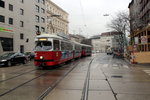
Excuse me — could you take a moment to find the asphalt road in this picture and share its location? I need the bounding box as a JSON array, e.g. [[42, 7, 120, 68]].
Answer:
[[0, 53, 150, 100]]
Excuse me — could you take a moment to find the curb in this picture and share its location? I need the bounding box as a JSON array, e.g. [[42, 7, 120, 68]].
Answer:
[[124, 58, 132, 65]]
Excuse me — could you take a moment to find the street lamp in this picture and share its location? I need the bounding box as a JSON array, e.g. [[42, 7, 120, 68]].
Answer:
[[47, 14, 61, 33]]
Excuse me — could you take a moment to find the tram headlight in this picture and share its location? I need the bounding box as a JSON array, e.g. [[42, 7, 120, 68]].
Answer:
[[40, 56, 44, 60]]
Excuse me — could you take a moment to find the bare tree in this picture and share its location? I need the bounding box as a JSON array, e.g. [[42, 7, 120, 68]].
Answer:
[[107, 11, 130, 52], [107, 11, 130, 33]]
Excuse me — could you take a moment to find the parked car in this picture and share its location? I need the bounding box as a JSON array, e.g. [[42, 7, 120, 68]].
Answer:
[[106, 49, 113, 55], [113, 50, 124, 58], [0, 52, 27, 67], [24, 52, 34, 61]]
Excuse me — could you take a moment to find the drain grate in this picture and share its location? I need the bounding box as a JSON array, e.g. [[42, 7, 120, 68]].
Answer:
[[111, 75, 123, 78]]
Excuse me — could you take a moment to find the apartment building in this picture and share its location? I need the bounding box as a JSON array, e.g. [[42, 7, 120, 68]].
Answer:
[[0, 0, 69, 54], [91, 32, 121, 53], [0, 0, 46, 54], [46, 0, 69, 34], [128, 0, 150, 63], [129, 0, 150, 31]]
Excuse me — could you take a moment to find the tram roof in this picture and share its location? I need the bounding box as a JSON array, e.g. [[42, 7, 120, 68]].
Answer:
[[80, 43, 92, 47], [72, 41, 92, 47], [36, 34, 64, 40]]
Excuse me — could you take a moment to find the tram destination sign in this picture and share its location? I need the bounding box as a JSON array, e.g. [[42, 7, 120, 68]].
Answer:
[[38, 38, 47, 41]]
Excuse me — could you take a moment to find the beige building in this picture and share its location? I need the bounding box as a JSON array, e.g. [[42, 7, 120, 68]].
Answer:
[[69, 34, 85, 43], [129, 0, 150, 31], [46, 0, 69, 34], [128, 0, 150, 63], [91, 32, 121, 53], [0, 0, 46, 54], [0, 0, 69, 54]]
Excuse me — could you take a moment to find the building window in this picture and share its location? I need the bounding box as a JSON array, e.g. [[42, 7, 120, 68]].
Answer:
[[41, 8, 45, 13], [9, 4, 13, 11], [35, 5, 40, 13], [41, 17, 45, 23], [35, 25, 40, 32], [20, 8, 24, 15], [20, 0, 24, 3], [9, 18, 13, 25], [20, 45, 24, 53], [35, 15, 40, 23], [41, 0, 45, 4], [0, 37, 13, 51], [41, 27, 45, 32], [0, 15, 5, 23], [20, 33, 24, 39], [0, 1, 5, 8], [20, 21, 24, 27]]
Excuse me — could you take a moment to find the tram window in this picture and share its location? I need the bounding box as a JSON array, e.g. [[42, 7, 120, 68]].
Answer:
[[35, 41, 52, 51], [53, 40, 60, 50], [148, 31, 150, 36], [61, 41, 65, 50], [75, 45, 81, 50], [68, 43, 73, 50]]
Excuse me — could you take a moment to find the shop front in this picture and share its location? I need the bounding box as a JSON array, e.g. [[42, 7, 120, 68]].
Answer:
[[0, 27, 14, 54]]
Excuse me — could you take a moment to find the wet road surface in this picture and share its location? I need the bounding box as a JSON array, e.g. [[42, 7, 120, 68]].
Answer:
[[0, 53, 150, 100], [44, 53, 150, 100]]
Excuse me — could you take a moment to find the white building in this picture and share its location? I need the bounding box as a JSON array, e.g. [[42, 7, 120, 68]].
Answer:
[[91, 32, 121, 53], [91, 35, 101, 52], [0, 0, 69, 54], [0, 0, 46, 54]]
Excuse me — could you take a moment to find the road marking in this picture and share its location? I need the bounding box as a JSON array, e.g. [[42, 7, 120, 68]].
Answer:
[[123, 65, 129, 69], [112, 64, 118, 67], [143, 70, 150, 76], [102, 64, 108, 67]]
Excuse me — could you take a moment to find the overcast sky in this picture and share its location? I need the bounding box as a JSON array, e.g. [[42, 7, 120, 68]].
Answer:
[[51, 0, 131, 37]]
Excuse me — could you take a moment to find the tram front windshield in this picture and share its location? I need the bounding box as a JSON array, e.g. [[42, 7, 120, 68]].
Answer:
[[35, 41, 52, 51]]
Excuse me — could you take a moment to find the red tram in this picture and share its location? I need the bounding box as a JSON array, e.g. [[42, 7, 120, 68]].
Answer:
[[34, 34, 92, 67]]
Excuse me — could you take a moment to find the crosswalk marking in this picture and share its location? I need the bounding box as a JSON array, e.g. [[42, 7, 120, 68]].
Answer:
[[123, 65, 129, 69], [143, 70, 150, 76], [102, 64, 108, 67]]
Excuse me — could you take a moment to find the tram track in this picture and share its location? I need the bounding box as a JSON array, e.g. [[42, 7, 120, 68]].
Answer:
[[81, 57, 95, 100], [0, 70, 50, 97], [0, 63, 34, 75], [0, 62, 36, 83], [0, 68, 36, 83], [37, 60, 81, 100], [0, 59, 84, 99]]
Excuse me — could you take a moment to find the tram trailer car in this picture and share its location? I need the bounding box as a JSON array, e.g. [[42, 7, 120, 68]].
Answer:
[[34, 34, 74, 67], [81, 44, 92, 57], [34, 34, 92, 67], [73, 41, 82, 59]]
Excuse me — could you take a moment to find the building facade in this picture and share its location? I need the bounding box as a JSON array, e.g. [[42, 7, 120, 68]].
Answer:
[[69, 34, 85, 43], [91, 32, 121, 53], [0, 0, 46, 54], [46, 0, 69, 34], [128, 0, 150, 63], [0, 0, 69, 54], [129, 0, 150, 31]]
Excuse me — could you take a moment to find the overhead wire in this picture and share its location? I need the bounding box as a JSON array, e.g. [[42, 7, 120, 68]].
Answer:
[[79, 0, 89, 37]]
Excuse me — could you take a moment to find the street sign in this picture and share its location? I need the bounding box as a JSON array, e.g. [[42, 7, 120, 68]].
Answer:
[[141, 36, 147, 44]]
